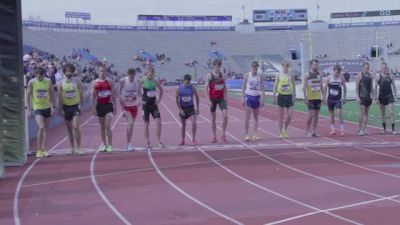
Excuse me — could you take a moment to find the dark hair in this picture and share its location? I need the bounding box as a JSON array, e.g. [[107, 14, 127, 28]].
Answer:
[[35, 66, 46, 75], [363, 62, 370, 67], [310, 59, 319, 65], [333, 64, 342, 72], [127, 68, 136, 75], [183, 74, 191, 81], [213, 59, 222, 66], [251, 61, 259, 67], [63, 63, 76, 73]]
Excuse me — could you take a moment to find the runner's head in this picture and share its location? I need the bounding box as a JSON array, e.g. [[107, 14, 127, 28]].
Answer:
[[35, 66, 46, 80], [310, 59, 319, 72], [213, 59, 222, 73], [183, 74, 191, 85], [381, 62, 389, 75], [251, 61, 259, 74], [281, 60, 290, 73], [362, 62, 370, 74], [333, 64, 342, 77], [63, 63, 76, 79], [127, 68, 136, 79], [146, 66, 155, 79], [99, 66, 107, 79]]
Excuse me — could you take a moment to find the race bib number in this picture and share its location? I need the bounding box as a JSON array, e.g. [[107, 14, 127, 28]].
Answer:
[[98, 90, 111, 98], [280, 85, 290, 92], [147, 90, 156, 98], [330, 89, 339, 96], [311, 85, 320, 92], [250, 81, 259, 90], [36, 90, 48, 99], [181, 96, 192, 103], [215, 84, 224, 91], [65, 90, 76, 98]]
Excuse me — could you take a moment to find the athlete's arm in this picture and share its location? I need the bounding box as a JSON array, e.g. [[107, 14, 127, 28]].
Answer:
[[137, 79, 143, 106], [323, 76, 329, 104], [194, 86, 200, 114], [303, 73, 309, 104], [91, 80, 97, 114], [260, 75, 266, 107], [241, 73, 248, 106], [27, 80, 34, 116], [110, 79, 118, 115], [204, 73, 211, 100], [391, 74, 397, 101], [223, 77, 228, 104], [175, 88, 182, 111], [57, 83, 63, 114], [49, 80, 56, 113], [78, 80, 84, 107], [157, 79, 163, 104], [320, 73, 325, 103], [291, 74, 297, 103], [118, 79, 125, 109], [273, 75, 279, 104], [355, 73, 361, 102], [342, 76, 347, 104]]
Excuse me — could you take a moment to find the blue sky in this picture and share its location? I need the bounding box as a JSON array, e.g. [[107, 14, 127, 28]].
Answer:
[[22, 0, 400, 25]]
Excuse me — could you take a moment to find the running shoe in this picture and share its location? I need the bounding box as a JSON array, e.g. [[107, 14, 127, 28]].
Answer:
[[105, 145, 113, 153], [244, 135, 251, 141], [221, 135, 227, 143], [42, 151, 50, 157], [75, 148, 84, 155], [306, 132, 313, 138], [67, 149, 74, 155], [279, 133, 284, 139], [283, 130, 289, 139], [363, 131, 369, 136], [252, 134, 261, 141], [340, 130, 345, 136], [211, 137, 217, 143], [192, 139, 197, 145], [36, 150, 44, 158], [99, 145, 107, 152], [179, 140, 185, 146], [311, 132, 318, 138], [127, 144, 135, 152], [357, 131, 365, 136], [158, 143, 166, 149], [329, 130, 336, 135], [380, 130, 386, 134], [393, 130, 398, 135]]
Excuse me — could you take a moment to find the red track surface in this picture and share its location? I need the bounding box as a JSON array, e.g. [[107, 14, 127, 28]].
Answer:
[[2, 87, 400, 225]]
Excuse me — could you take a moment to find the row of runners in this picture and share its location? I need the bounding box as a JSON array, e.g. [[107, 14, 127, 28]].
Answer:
[[27, 59, 397, 157]]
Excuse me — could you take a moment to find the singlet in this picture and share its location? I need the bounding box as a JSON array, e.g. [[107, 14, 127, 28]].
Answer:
[[142, 77, 157, 105], [209, 72, 225, 99], [277, 73, 294, 95], [359, 72, 372, 98], [306, 71, 322, 100], [32, 77, 51, 110], [61, 78, 80, 106], [377, 73, 393, 98], [245, 72, 261, 96], [94, 79, 112, 104], [122, 77, 138, 107], [178, 84, 194, 108], [327, 75, 343, 101]]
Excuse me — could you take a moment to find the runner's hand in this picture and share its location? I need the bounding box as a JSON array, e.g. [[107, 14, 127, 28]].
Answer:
[[180, 109, 185, 117]]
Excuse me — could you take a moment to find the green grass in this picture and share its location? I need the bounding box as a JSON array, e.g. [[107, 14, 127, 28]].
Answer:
[[228, 91, 400, 128]]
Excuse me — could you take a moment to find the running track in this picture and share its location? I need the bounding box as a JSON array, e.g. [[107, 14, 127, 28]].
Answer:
[[1, 87, 400, 225]]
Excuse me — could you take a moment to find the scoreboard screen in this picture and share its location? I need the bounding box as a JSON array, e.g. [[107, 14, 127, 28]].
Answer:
[[253, 9, 308, 23]]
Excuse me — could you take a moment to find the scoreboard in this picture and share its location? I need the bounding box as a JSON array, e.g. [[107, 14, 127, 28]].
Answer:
[[253, 9, 308, 23]]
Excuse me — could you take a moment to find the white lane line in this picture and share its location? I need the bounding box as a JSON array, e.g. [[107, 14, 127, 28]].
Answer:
[[89, 112, 133, 225], [13, 115, 94, 225]]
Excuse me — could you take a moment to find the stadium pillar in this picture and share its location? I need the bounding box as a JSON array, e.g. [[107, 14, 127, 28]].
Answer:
[[0, 0, 27, 174]]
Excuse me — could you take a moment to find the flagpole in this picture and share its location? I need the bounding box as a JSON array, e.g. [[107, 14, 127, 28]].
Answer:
[[316, 0, 320, 20]]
